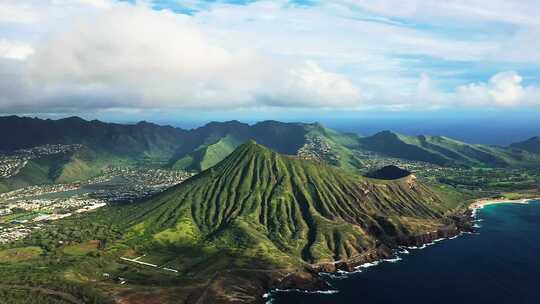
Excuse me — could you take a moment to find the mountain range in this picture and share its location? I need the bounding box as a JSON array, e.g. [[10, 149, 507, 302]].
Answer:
[[1, 115, 539, 192], [2, 116, 536, 303]]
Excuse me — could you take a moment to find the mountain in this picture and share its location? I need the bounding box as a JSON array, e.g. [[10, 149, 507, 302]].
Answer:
[[2, 116, 539, 195], [121, 141, 467, 267], [101, 141, 470, 302], [3, 141, 472, 303], [300, 123, 364, 171], [1, 116, 368, 194], [170, 120, 310, 170], [358, 131, 540, 167], [171, 120, 365, 172], [358, 131, 449, 165], [0, 116, 188, 160], [0, 146, 102, 191], [172, 134, 244, 171], [511, 136, 540, 154], [0, 116, 195, 192]]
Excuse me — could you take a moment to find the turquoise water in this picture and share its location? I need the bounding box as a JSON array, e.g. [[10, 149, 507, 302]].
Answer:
[[272, 200, 540, 304]]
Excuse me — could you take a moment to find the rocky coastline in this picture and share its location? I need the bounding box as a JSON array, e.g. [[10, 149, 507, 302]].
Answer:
[[269, 214, 475, 298]]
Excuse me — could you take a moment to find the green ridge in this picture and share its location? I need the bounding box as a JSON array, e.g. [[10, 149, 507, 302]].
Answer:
[[118, 141, 467, 266], [359, 131, 540, 167], [172, 134, 243, 171], [0, 148, 104, 192]]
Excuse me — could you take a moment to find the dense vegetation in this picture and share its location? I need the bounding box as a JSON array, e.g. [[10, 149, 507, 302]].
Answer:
[[0, 141, 521, 303], [0, 147, 103, 191], [358, 131, 540, 167], [121, 141, 468, 266], [2, 116, 540, 195]]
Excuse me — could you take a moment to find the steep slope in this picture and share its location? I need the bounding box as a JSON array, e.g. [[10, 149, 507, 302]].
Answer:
[[358, 131, 452, 165], [121, 141, 467, 267], [359, 131, 540, 167], [0, 147, 102, 191], [4, 115, 539, 177], [298, 123, 364, 171], [511, 136, 540, 154], [172, 134, 244, 171], [0, 116, 189, 163], [169, 120, 309, 169], [169, 120, 362, 172]]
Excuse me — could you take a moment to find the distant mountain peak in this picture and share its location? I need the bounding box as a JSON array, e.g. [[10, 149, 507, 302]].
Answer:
[[370, 130, 399, 139], [377, 130, 397, 135], [511, 136, 540, 154], [60, 116, 86, 122], [204, 120, 247, 127]]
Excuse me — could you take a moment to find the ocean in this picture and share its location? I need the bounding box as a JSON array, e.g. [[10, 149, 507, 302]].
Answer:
[[270, 200, 540, 304]]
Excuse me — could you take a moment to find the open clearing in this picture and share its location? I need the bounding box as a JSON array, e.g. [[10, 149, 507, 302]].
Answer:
[[63, 240, 99, 256], [0, 246, 43, 262]]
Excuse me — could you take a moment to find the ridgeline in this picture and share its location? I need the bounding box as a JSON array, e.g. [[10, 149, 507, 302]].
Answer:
[[121, 141, 469, 269]]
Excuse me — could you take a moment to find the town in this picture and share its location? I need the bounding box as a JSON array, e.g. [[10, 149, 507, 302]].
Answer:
[[0, 144, 82, 178], [0, 165, 192, 244], [296, 135, 540, 197]]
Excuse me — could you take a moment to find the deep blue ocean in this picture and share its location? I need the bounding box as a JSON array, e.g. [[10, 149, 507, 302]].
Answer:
[[270, 200, 540, 304]]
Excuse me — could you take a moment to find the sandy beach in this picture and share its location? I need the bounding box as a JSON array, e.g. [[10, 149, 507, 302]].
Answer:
[[469, 197, 539, 211]]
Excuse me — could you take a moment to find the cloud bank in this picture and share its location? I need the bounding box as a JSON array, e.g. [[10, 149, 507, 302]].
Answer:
[[0, 0, 539, 114]]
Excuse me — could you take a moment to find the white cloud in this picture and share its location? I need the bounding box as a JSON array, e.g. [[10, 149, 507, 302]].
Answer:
[[377, 71, 540, 109], [1, 0, 540, 114], [0, 1, 37, 24], [457, 72, 526, 107], [0, 3, 361, 112], [261, 61, 361, 107], [0, 40, 34, 60]]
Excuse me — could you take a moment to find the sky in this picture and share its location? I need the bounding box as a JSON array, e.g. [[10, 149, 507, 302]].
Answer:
[[1, 0, 540, 136]]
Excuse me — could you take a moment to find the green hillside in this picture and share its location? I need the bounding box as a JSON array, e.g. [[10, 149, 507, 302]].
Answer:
[[300, 123, 364, 171], [0, 148, 104, 192], [0, 116, 189, 165], [172, 134, 244, 171], [2, 115, 539, 191], [358, 131, 540, 167], [168, 120, 310, 171], [120, 141, 468, 267], [0, 141, 473, 304], [171, 122, 365, 174]]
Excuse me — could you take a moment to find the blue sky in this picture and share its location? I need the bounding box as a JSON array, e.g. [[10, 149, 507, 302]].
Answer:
[[1, 0, 540, 121]]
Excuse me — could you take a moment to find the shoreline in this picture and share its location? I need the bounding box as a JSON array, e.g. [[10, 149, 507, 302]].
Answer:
[[266, 197, 540, 302], [266, 225, 468, 302], [264, 230, 469, 303], [469, 197, 540, 217]]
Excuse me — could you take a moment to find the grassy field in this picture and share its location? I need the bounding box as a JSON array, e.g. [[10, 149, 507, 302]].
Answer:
[[62, 241, 99, 256], [0, 246, 43, 263]]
